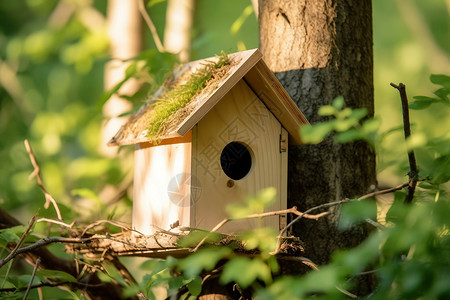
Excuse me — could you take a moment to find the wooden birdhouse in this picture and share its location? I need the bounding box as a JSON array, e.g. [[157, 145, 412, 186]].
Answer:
[[108, 49, 308, 235]]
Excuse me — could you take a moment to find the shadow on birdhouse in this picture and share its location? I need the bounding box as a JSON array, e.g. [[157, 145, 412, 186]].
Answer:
[[108, 49, 308, 235]]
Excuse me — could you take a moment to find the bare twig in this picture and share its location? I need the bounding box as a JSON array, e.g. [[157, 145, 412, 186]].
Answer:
[[192, 207, 328, 252], [390, 83, 419, 204], [23, 257, 40, 300], [37, 218, 75, 228], [81, 220, 133, 237], [0, 281, 105, 293], [2, 234, 144, 263], [24, 140, 62, 220], [358, 183, 409, 200], [0, 213, 37, 269], [138, 0, 165, 52]]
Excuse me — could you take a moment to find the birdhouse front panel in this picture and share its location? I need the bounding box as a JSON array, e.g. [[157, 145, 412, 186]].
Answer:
[[191, 79, 288, 233]]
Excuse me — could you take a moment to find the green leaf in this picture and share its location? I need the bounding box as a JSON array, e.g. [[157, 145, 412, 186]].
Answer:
[[239, 227, 277, 255], [35, 270, 77, 282], [300, 121, 335, 144], [148, 0, 167, 7], [433, 87, 450, 103], [349, 107, 368, 120], [385, 191, 407, 223], [178, 247, 232, 278], [177, 230, 222, 248], [332, 96, 345, 110], [339, 200, 377, 230], [409, 101, 433, 110], [334, 118, 358, 132], [220, 257, 272, 288], [187, 276, 202, 296], [318, 105, 337, 116], [0, 226, 26, 244], [430, 74, 450, 89]]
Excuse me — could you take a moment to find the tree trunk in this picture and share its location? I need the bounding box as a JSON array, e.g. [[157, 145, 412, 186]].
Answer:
[[164, 0, 194, 63], [259, 0, 376, 294], [101, 0, 143, 156]]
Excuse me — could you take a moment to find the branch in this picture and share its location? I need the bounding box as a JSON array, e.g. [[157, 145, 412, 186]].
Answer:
[[0, 213, 36, 268], [37, 218, 75, 228], [0, 207, 137, 300], [273, 184, 409, 254], [138, 0, 165, 52], [0, 281, 105, 293], [390, 83, 419, 204], [23, 257, 40, 300], [24, 140, 62, 220], [192, 207, 328, 252]]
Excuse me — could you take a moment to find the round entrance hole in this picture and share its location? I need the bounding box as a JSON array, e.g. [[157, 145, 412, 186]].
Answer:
[[220, 142, 252, 180]]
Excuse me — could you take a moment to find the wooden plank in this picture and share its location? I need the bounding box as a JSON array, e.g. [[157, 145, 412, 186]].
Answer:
[[193, 79, 282, 233], [243, 60, 309, 145], [175, 49, 263, 137], [133, 140, 192, 235], [138, 130, 192, 149], [279, 127, 288, 233]]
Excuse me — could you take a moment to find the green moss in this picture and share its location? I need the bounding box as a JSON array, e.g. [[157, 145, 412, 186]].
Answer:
[[147, 51, 230, 140]]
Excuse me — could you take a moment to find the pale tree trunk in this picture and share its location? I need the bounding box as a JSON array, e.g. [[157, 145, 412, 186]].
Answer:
[[259, 0, 376, 294], [164, 0, 194, 63], [101, 0, 143, 156]]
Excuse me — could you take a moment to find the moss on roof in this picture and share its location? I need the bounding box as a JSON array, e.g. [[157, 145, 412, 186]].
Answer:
[[147, 51, 230, 142]]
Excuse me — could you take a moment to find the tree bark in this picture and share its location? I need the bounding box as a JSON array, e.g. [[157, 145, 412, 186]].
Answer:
[[259, 0, 376, 294]]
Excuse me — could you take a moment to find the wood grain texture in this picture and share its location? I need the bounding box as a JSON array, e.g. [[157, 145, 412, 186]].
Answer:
[[133, 140, 192, 234], [175, 49, 262, 136], [192, 80, 283, 233], [243, 60, 309, 145]]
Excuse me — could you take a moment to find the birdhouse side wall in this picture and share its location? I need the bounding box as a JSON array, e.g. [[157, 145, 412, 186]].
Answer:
[[133, 140, 192, 235]]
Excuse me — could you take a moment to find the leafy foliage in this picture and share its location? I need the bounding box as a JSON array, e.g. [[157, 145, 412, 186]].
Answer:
[[300, 96, 381, 145], [1, 0, 449, 299]]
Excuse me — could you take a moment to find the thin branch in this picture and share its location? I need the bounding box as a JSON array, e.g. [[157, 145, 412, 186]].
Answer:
[[0, 281, 105, 293], [3, 234, 145, 264], [23, 257, 40, 300], [0, 208, 134, 300], [0, 213, 37, 269], [358, 182, 409, 200], [81, 220, 134, 237], [24, 140, 62, 220], [192, 207, 328, 252], [37, 218, 75, 228], [390, 83, 419, 204], [138, 0, 165, 52]]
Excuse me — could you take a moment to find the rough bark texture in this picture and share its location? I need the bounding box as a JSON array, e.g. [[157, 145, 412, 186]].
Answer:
[[259, 0, 377, 294]]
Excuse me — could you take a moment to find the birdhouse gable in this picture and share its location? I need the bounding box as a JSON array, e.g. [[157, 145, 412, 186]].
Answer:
[[108, 49, 308, 147]]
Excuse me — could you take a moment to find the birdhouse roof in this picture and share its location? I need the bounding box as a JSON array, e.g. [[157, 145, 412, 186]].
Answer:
[[108, 49, 308, 146]]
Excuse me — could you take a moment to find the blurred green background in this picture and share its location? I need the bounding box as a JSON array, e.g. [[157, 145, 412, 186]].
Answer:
[[0, 0, 448, 225]]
